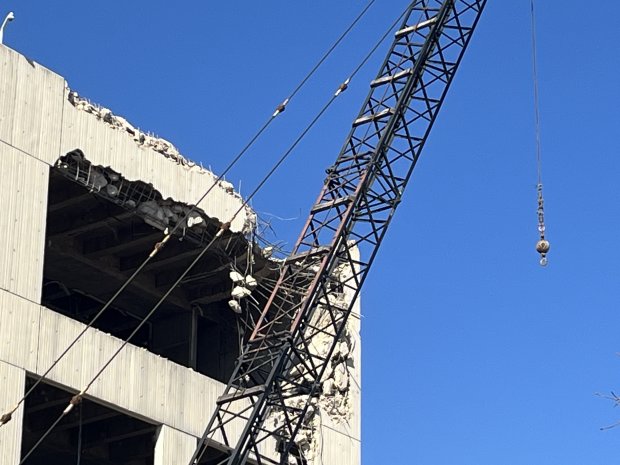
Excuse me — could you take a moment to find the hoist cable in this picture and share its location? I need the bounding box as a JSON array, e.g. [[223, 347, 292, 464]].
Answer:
[[20, 4, 408, 459], [19, 76, 346, 465], [0, 0, 378, 429], [189, 5, 414, 464], [287, 0, 377, 103], [530, 0, 543, 185], [529, 0, 550, 266], [19, 91, 339, 463], [76, 403, 83, 465]]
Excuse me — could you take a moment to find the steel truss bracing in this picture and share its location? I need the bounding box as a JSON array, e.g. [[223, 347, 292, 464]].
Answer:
[[190, 1, 486, 463]]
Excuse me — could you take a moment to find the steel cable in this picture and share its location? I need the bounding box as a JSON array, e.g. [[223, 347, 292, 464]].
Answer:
[[20, 3, 410, 458], [530, 0, 543, 186], [0, 0, 377, 431], [19, 89, 340, 464], [189, 5, 414, 464]]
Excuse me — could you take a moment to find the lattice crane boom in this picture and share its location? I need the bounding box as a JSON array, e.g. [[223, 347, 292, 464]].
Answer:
[[190, 1, 486, 463]]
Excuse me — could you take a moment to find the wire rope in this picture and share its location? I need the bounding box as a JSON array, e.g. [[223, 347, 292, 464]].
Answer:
[[19, 90, 339, 464], [0, 0, 377, 429], [76, 403, 83, 465], [20, 3, 410, 459], [530, 0, 542, 186], [189, 5, 414, 464]]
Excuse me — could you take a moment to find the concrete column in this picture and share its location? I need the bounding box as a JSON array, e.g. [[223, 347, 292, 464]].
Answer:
[[155, 425, 196, 465], [0, 360, 26, 463]]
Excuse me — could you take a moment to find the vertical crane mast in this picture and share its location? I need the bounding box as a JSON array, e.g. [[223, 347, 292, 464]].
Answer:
[[191, 1, 486, 463]]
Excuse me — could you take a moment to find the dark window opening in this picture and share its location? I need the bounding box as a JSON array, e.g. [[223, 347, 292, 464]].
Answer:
[[42, 151, 277, 383], [21, 377, 158, 465]]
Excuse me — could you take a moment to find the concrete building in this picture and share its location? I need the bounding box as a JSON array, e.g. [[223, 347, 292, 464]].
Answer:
[[0, 43, 360, 465]]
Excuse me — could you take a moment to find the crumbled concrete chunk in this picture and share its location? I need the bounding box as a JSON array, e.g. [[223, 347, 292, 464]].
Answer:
[[228, 300, 242, 314], [323, 378, 335, 396], [229, 271, 245, 284], [231, 286, 251, 299], [67, 89, 217, 172], [219, 180, 235, 193], [333, 362, 348, 392], [187, 215, 203, 228], [244, 275, 257, 289]]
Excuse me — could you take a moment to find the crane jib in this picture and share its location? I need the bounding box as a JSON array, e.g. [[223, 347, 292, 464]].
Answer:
[[189, 1, 487, 464]]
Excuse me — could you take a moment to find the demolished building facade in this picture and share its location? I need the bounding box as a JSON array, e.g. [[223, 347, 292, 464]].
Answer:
[[0, 44, 360, 465]]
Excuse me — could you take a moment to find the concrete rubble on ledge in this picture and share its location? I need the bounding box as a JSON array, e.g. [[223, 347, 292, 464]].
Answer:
[[68, 90, 207, 171]]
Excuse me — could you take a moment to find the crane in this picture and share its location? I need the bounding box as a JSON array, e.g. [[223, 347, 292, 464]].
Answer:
[[189, 1, 486, 463]]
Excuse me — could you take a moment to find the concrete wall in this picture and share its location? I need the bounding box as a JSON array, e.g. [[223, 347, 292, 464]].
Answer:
[[0, 361, 26, 463], [318, 313, 362, 465], [315, 252, 362, 465], [0, 144, 48, 303], [155, 425, 196, 465]]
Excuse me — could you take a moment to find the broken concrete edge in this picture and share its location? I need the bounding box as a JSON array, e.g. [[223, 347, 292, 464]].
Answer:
[[266, 246, 361, 464], [66, 86, 204, 172], [52, 150, 285, 298], [63, 84, 256, 224], [56, 141, 255, 235], [52, 149, 285, 333], [63, 62, 355, 463], [265, 318, 357, 465], [55, 149, 253, 240], [299, 315, 357, 464]]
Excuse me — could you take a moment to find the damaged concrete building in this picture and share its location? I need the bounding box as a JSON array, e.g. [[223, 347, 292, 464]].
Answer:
[[0, 43, 360, 464]]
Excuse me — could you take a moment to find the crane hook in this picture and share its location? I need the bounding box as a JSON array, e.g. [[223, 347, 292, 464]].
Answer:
[[535, 183, 550, 266], [536, 238, 550, 266]]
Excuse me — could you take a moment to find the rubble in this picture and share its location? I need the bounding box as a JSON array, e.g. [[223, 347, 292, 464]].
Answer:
[[231, 286, 252, 300], [227, 270, 259, 313], [265, 262, 359, 464], [55, 151, 232, 244], [68, 90, 201, 169], [64, 90, 257, 234], [265, 315, 356, 464], [228, 300, 242, 314], [313, 309, 355, 422]]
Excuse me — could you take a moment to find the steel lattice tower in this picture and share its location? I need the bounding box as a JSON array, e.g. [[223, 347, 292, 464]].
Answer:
[[190, 1, 486, 463]]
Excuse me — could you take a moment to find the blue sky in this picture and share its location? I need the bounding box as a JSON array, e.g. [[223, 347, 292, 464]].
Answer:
[[5, 1, 620, 463]]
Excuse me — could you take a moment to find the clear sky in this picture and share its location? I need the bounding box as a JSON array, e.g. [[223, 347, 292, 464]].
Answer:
[[5, 1, 620, 463]]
